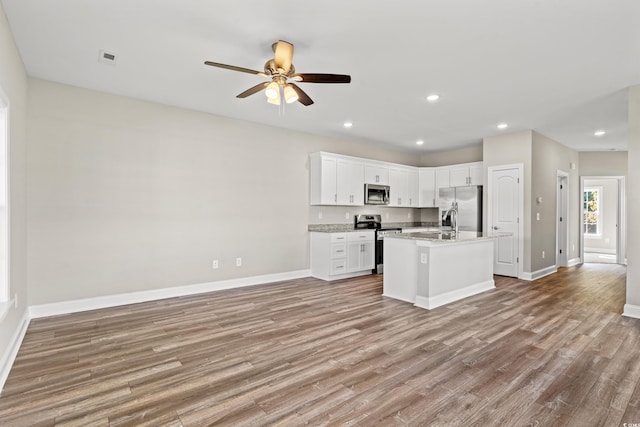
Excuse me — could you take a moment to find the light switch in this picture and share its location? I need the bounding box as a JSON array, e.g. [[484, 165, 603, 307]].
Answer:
[[536, 212, 540, 221], [421, 253, 428, 264]]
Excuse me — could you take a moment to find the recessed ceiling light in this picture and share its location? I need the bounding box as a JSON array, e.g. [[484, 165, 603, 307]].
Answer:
[[426, 94, 439, 102], [497, 123, 508, 130], [343, 122, 353, 128], [594, 130, 606, 137], [416, 140, 425, 146]]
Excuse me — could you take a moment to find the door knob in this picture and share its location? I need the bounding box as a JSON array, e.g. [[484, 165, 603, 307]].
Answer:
[[492, 226, 499, 230]]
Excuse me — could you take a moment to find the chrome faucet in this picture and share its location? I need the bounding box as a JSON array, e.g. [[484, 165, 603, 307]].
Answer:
[[442, 201, 459, 235]]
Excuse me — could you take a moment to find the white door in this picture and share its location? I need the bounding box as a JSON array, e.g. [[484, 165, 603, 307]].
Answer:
[[489, 166, 521, 277]]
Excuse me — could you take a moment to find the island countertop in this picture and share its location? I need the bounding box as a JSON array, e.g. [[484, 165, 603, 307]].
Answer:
[[385, 230, 510, 243], [308, 222, 439, 233]]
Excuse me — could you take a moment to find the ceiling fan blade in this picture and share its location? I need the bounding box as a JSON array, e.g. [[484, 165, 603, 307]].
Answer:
[[236, 82, 269, 98], [273, 40, 294, 73], [289, 83, 314, 106], [204, 61, 268, 77], [292, 73, 351, 84]]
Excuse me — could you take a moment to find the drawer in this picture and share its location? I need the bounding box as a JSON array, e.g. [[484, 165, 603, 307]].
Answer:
[[331, 243, 347, 259], [348, 231, 374, 242], [331, 259, 347, 275], [331, 233, 348, 243]]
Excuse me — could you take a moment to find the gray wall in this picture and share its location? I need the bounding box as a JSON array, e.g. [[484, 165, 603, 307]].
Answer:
[[531, 131, 580, 271], [580, 151, 628, 176], [0, 3, 28, 376], [420, 144, 483, 167], [482, 131, 533, 272], [26, 79, 422, 305], [483, 130, 581, 274]]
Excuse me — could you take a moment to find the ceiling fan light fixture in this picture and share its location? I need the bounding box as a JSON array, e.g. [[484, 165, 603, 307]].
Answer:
[[265, 81, 279, 99], [267, 93, 281, 105], [284, 85, 298, 104]]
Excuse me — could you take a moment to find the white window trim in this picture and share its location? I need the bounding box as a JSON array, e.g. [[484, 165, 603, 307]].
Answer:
[[583, 186, 603, 239], [0, 89, 9, 307]]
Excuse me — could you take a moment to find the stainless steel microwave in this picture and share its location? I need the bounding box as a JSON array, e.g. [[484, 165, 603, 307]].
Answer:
[[365, 183, 390, 205]]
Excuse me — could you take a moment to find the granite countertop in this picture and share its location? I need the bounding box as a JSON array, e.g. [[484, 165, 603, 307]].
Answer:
[[308, 222, 440, 233], [386, 230, 511, 243]]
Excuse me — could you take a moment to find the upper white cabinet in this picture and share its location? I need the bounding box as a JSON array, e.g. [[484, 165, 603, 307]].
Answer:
[[419, 168, 436, 207], [310, 153, 364, 206], [388, 167, 408, 207], [388, 166, 419, 207], [407, 169, 419, 207], [310, 152, 482, 208], [364, 162, 389, 185], [450, 162, 483, 187], [435, 167, 451, 189], [337, 158, 365, 205]]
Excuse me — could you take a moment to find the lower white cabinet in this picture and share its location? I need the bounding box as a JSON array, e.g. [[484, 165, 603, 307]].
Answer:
[[310, 231, 375, 280]]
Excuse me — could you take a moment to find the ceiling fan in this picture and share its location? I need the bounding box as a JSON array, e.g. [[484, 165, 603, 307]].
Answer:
[[204, 40, 351, 106]]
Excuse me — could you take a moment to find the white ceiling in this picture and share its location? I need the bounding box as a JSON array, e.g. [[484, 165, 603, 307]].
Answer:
[[2, 0, 639, 152]]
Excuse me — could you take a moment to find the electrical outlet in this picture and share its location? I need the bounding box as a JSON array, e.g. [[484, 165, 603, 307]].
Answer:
[[536, 212, 540, 221], [236, 257, 242, 267], [542, 251, 545, 259], [420, 253, 428, 264], [212, 260, 219, 269], [572, 244, 575, 252], [14, 293, 18, 308], [386, 212, 389, 219], [318, 212, 323, 219], [408, 212, 411, 219], [345, 212, 350, 220]]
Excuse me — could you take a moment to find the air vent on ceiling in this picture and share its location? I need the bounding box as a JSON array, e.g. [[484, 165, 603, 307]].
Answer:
[[98, 49, 117, 65]]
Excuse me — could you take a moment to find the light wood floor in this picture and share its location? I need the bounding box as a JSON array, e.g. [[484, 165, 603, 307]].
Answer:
[[1, 263, 637, 426]]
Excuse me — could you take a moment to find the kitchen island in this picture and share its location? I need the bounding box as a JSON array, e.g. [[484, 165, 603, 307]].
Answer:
[[383, 231, 507, 310]]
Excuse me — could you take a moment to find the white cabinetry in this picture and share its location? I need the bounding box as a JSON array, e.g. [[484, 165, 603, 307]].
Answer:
[[310, 231, 375, 281], [407, 169, 419, 207], [450, 162, 483, 187], [310, 153, 364, 206], [337, 159, 365, 205], [418, 168, 436, 207], [364, 163, 389, 185], [434, 166, 451, 206], [347, 232, 375, 272], [389, 167, 408, 207], [388, 166, 418, 207]]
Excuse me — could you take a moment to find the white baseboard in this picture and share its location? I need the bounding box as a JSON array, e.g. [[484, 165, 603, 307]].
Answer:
[[0, 311, 30, 395], [623, 304, 640, 319], [567, 258, 582, 267], [29, 269, 311, 319], [521, 265, 558, 281], [585, 248, 617, 255], [414, 280, 495, 310]]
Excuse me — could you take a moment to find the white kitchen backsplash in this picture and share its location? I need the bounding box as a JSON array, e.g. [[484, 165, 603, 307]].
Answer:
[[308, 205, 438, 225]]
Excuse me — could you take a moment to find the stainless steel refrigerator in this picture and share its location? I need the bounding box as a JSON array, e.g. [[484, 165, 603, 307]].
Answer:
[[439, 186, 483, 231]]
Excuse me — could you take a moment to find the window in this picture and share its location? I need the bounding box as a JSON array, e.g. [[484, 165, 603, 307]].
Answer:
[[583, 187, 601, 237]]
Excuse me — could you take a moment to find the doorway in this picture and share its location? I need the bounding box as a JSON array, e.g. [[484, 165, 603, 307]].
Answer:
[[580, 176, 625, 264], [556, 172, 568, 267]]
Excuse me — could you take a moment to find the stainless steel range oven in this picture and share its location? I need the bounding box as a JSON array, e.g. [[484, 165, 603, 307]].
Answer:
[[354, 214, 401, 274]]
